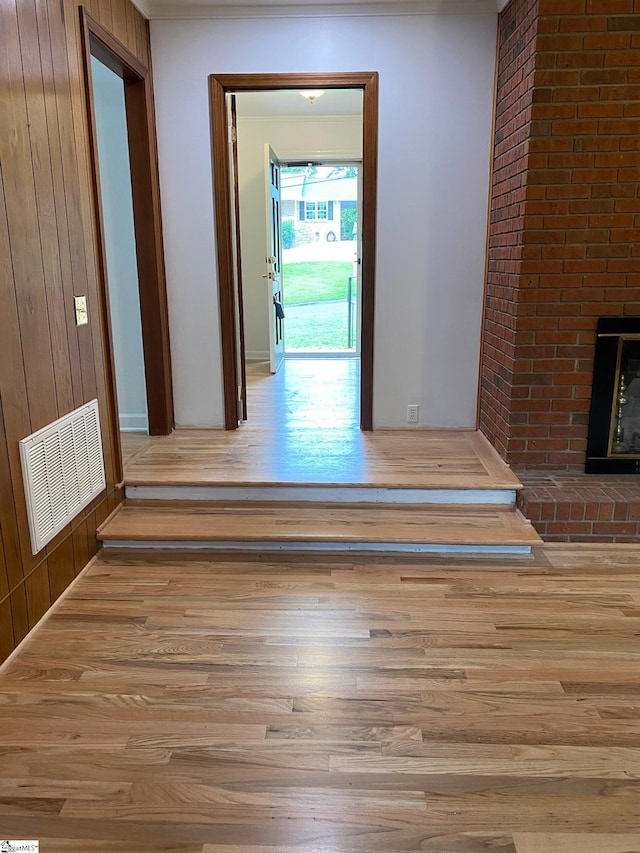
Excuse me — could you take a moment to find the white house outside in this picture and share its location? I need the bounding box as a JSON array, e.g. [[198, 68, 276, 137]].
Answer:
[[281, 168, 358, 245]]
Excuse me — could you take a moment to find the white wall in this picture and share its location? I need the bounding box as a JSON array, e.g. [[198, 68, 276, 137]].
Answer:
[[151, 13, 497, 427], [236, 113, 362, 359], [91, 57, 148, 432]]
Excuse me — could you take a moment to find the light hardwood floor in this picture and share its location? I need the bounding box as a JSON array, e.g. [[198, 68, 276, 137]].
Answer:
[[1, 545, 640, 850], [121, 432, 151, 466], [244, 358, 360, 430], [124, 360, 519, 491], [124, 428, 519, 490]]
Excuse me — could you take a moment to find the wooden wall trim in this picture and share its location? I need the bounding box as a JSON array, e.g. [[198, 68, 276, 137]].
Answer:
[[125, 75, 174, 434], [209, 76, 241, 430], [360, 72, 378, 432], [230, 95, 248, 422], [83, 12, 148, 79], [209, 72, 378, 431]]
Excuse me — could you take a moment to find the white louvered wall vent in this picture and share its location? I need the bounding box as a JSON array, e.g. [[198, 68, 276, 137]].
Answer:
[[20, 399, 106, 555]]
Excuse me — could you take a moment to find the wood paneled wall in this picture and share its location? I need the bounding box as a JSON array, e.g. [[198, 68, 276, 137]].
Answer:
[[0, 0, 153, 663]]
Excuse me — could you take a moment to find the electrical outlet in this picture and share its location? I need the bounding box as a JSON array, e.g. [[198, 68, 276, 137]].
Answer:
[[407, 404, 419, 424]]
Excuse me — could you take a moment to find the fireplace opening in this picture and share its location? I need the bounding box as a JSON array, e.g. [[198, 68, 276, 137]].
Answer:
[[586, 317, 640, 474]]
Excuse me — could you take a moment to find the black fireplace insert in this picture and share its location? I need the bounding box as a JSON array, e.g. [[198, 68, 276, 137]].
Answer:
[[586, 317, 640, 474]]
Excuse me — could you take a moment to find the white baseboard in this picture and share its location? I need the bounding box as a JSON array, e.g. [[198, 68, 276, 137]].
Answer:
[[246, 352, 270, 361], [119, 413, 148, 432]]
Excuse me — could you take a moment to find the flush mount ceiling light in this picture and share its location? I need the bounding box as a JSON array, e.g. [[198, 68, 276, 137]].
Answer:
[[299, 90, 325, 105]]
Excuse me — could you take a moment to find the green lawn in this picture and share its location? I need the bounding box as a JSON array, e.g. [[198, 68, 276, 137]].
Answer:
[[284, 301, 357, 351], [282, 261, 354, 305]]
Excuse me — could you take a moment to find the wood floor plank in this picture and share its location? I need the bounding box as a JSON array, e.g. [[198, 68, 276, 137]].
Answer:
[[514, 834, 640, 853], [201, 845, 516, 853], [0, 546, 639, 848]]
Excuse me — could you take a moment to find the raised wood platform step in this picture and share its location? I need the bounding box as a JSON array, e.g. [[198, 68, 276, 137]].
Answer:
[[124, 429, 522, 493], [98, 501, 542, 556]]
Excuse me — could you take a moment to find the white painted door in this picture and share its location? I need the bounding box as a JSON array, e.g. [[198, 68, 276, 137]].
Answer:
[[264, 144, 284, 373]]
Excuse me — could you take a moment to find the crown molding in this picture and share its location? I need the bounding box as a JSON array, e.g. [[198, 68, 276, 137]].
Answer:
[[131, 0, 153, 16], [143, 0, 497, 20], [274, 149, 362, 160]]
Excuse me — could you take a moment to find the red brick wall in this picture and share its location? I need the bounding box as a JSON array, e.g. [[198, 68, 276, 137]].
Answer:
[[480, 0, 640, 471], [479, 0, 539, 460]]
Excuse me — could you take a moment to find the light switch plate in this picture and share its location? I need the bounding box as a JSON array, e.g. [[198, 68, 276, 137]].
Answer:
[[74, 295, 88, 326]]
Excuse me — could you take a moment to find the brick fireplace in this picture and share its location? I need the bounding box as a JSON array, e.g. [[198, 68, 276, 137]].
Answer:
[[479, 0, 640, 541]]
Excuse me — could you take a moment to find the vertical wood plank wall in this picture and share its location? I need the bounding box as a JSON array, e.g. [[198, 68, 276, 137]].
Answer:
[[0, 0, 153, 663]]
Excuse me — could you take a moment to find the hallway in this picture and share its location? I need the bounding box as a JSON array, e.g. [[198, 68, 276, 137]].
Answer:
[[121, 358, 359, 470], [244, 358, 360, 430]]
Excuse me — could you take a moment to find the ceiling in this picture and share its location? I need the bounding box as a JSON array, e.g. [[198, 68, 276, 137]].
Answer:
[[136, 0, 503, 20], [235, 89, 364, 119]]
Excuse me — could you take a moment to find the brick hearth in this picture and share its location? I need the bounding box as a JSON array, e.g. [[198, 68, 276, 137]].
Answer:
[[517, 471, 640, 542]]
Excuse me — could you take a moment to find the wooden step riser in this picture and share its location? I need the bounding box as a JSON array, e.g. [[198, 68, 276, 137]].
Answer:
[[126, 485, 518, 505]]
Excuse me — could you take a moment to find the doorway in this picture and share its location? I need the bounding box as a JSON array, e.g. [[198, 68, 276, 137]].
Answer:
[[209, 73, 378, 431], [282, 163, 361, 357], [90, 56, 148, 436], [80, 10, 173, 479]]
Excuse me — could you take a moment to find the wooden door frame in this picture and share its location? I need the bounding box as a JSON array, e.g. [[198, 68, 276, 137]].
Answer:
[[80, 8, 173, 474], [209, 72, 378, 430], [229, 95, 248, 420]]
